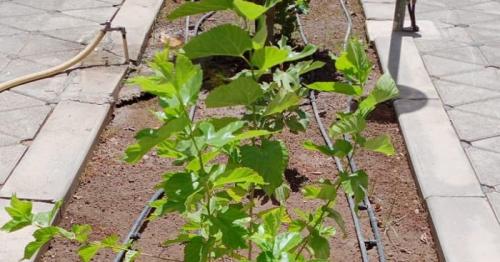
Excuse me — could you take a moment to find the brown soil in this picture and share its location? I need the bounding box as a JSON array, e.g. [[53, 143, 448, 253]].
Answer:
[[41, 0, 438, 261]]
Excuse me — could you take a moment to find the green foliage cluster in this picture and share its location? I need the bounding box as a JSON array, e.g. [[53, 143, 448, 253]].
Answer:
[[1, 1, 399, 261]]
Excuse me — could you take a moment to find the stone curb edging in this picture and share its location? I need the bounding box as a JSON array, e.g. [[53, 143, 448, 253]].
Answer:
[[0, 0, 164, 260], [359, 1, 500, 261]]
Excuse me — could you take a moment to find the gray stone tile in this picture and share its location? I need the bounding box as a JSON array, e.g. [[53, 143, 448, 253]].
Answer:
[[418, 9, 499, 26], [426, 46, 487, 65], [17, 34, 82, 57], [0, 133, 19, 147], [0, 144, 26, 184], [0, 24, 25, 37], [11, 0, 112, 11], [0, 34, 30, 56], [440, 68, 500, 91], [469, 1, 500, 15], [448, 108, 500, 141], [414, 38, 469, 53], [0, 58, 48, 83], [472, 136, 500, 154], [455, 98, 500, 120], [0, 91, 45, 112], [362, 2, 395, 20], [62, 7, 118, 24], [0, 200, 54, 261], [467, 20, 500, 43], [0, 1, 45, 17], [466, 146, 500, 187], [480, 44, 500, 67], [21, 49, 81, 67], [111, 0, 164, 60], [40, 26, 101, 45], [433, 80, 500, 106], [0, 105, 52, 141], [366, 20, 440, 42], [61, 65, 127, 104], [12, 74, 70, 103], [422, 54, 484, 77], [427, 196, 500, 262], [0, 101, 110, 201], [487, 192, 500, 223], [394, 99, 483, 198], [0, 14, 50, 32]]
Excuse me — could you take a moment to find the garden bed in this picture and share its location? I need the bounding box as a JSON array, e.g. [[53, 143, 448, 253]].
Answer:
[[40, 0, 438, 261]]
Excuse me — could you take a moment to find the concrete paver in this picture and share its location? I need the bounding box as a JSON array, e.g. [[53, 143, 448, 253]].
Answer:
[[361, 0, 500, 259], [427, 196, 500, 262], [0, 144, 26, 184], [0, 101, 110, 201]]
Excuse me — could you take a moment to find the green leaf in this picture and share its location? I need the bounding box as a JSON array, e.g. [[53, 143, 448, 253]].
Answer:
[[303, 140, 336, 156], [198, 120, 245, 147], [175, 54, 203, 106], [273, 232, 302, 255], [213, 167, 265, 187], [206, 77, 263, 107], [308, 231, 330, 259], [329, 113, 366, 138], [362, 134, 395, 156], [72, 224, 92, 243], [183, 24, 253, 59], [124, 250, 139, 262], [130, 76, 175, 98], [341, 171, 368, 204], [307, 82, 362, 96], [336, 38, 372, 85], [78, 244, 101, 262], [159, 172, 199, 213], [33, 201, 61, 228], [252, 15, 267, 49], [285, 44, 317, 62], [185, 236, 208, 262], [124, 116, 189, 163], [24, 227, 60, 259], [167, 0, 233, 20], [232, 130, 273, 142], [211, 206, 249, 249], [260, 207, 289, 237], [358, 73, 398, 117], [233, 0, 267, 20], [1, 195, 33, 232], [324, 208, 346, 236], [265, 91, 301, 116], [240, 140, 288, 194], [250, 46, 289, 70], [303, 182, 337, 201]]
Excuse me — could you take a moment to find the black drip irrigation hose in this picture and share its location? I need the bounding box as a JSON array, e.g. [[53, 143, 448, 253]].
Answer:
[[296, 0, 386, 261]]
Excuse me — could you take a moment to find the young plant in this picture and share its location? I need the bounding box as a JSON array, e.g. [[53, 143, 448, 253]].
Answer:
[[1, 1, 399, 261]]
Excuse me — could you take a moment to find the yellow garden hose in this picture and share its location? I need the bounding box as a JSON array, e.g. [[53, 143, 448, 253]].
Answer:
[[0, 28, 107, 92]]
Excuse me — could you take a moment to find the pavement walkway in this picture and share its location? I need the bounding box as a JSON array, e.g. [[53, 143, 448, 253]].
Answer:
[[361, 0, 500, 261], [0, 0, 162, 260]]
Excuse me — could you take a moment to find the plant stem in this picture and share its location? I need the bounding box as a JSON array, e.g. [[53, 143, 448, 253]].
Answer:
[[247, 186, 255, 260]]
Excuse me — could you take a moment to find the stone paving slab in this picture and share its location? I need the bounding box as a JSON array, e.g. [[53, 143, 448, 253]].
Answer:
[[0, 199, 54, 261], [360, 0, 500, 260], [394, 99, 483, 198], [0, 101, 110, 201], [427, 196, 500, 262]]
